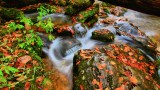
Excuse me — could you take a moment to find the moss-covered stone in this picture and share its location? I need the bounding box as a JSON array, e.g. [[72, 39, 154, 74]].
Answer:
[[65, 0, 94, 15], [73, 44, 160, 90], [85, 15, 98, 26], [91, 29, 114, 42], [0, 7, 23, 21], [76, 5, 99, 23]]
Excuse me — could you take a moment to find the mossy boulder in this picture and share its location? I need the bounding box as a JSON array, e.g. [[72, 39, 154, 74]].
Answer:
[[76, 5, 99, 23], [0, 7, 23, 21], [73, 44, 160, 90], [65, 0, 94, 15], [91, 29, 114, 42], [85, 15, 98, 26]]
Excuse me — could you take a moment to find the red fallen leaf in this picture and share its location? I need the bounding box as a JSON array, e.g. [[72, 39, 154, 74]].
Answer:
[[139, 56, 144, 60], [76, 61, 81, 65], [98, 81, 103, 90], [0, 87, 9, 90], [17, 55, 32, 64], [79, 84, 84, 90], [25, 82, 31, 90], [43, 88, 49, 90], [115, 85, 125, 90], [92, 79, 98, 85], [124, 46, 130, 52], [97, 63, 106, 70], [36, 76, 44, 84], [109, 70, 114, 75], [130, 76, 138, 85], [118, 77, 124, 83]]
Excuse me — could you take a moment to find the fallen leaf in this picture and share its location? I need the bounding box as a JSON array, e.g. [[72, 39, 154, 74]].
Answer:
[[110, 61, 116, 65], [130, 76, 138, 85], [115, 85, 125, 90], [80, 84, 84, 90], [25, 82, 31, 90], [36, 76, 44, 83], [17, 55, 32, 64], [97, 63, 106, 70]]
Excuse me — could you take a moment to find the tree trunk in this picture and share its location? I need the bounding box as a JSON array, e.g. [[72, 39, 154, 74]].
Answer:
[[100, 0, 160, 16]]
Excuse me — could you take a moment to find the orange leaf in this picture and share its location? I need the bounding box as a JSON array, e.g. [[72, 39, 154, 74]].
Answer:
[[110, 61, 116, 65], [97, 63, 106, 70], [25, 82, 31, 90], [36, 76, 44, 83], [124, 46, 130, 52], [115, 85, 125, 90], [130, 76, 138, 85], [80, 84, 84, 90], [17, 55, 32, 64]]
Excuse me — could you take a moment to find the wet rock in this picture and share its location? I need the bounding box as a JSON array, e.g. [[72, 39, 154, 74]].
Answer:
[[58, 37, 82, 57], [114, 21, 157, 61], [42, 13, 72, 26], [73, 23, 88, 38], [0, 7, 23, 21], [110, 6, 127, 16], [65, 0, 94, 15], [54, 25, 74, 36], [100, 17, 115, 25], [73, 44, 160, 90], [85, 15, 98, 27], [91, 29, 114, 42], [76, 5, 99, 23]]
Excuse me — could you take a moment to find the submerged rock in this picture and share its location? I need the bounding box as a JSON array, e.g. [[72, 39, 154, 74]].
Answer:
[[114, 21, 157, 61], [73, 44, 160, 90], [91, 29, 114, 42], [73, 23, 88, 38], [54, 25, 74, 36]]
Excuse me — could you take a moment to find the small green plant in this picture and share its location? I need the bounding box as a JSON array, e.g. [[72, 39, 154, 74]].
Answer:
[[19, 15, 33, 26], [8, 22, 24, 31], [36, 5, 56, 40], [0, 64, 19, 88]]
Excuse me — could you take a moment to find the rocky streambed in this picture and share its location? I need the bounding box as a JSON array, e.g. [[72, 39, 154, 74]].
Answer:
[[37, 9, 160, 90], [0, 0, 160, 90]]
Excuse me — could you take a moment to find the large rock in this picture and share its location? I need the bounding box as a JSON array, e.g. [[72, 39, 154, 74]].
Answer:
[[114, 21, 157, 61], [91, 29, 114, 42], [65, 0, 94, 15], [76, 5, 99, 23], [73, 44, 160, 90], [0, 7, 23, 21]]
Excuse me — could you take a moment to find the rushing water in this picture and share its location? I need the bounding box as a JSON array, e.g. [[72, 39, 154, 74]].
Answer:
[[124, 9, 160, 36], [27, 10, 160, 89]]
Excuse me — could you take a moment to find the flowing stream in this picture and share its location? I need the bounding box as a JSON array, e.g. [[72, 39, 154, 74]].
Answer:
[[25, 10, 160, 87]]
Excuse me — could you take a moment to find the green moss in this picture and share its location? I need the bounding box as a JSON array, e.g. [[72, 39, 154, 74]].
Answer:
[[77, 5, 99, 23], [91, 30, 115, 42]]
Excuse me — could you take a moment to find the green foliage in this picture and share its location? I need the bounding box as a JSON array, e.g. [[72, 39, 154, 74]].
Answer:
[[0, 64, 19, 87], [0, 4, 57, 89], [36, 5, 55, 40], [8, 22, 24, 31], [19, 15, 33, 25]]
